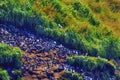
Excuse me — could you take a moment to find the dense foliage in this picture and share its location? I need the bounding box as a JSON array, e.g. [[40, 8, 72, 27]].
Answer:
[[0, 43, 22, 69], [0, 0, 120, 59], [0, 69, 10, 80], [0, 43, 22, 80], [67, 56, 116, 79]]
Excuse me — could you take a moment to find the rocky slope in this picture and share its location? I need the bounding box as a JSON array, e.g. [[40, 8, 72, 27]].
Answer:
[[0, 24, 84, 80]]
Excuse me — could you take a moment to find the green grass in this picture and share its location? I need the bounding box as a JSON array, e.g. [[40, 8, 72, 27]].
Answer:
[[0, 69, 10, 80], [67, 56, 116, 79], [0, 43, 22, 79], [0, 43, 22, 69], [0, 0, 120, 79], [0, 0, 120, 59]]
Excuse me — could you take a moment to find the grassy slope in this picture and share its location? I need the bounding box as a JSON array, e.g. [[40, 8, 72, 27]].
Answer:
[[81, 0, 120, 36], [0, 0, 120, 59]]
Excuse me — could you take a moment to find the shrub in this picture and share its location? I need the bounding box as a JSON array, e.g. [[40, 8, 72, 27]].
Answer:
[[0, 43, 22, 69], [82, 7, 91, 18], [0, 69, 10, 80], [0, 43, 22, 79], [52, 0, 62, 12], [67, 56, 116, 78], [64, 29, 83, 50], [73, 2, 83, 11], [89, 15, 100, 26], [73, 2, 91, 18], [100, 37, 120, 59]]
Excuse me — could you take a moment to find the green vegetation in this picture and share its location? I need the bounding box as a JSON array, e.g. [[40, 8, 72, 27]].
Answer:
[[0, 43, 22, 79], [0, 0, 120, 60], [59, 71, 83, 80], [0, 43, 22, 69], [0, 0, 120, 79], [67, 56, 116, 79], [0, 69, 10, 80]]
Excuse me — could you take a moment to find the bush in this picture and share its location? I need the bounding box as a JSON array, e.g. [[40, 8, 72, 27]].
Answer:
[[0, 43, 22, 79], [0, 43, 22, 69], [0, 69, 10, 80], [64, 29, 83, 50], [89, 15, 100, 26], [82, 7, 91, 18], [67, 56, 116, 78], [73, 2, 91, 18], [73, 2, 83, 11], [52, 0, 62, 12], [100, 37, 120, 59]]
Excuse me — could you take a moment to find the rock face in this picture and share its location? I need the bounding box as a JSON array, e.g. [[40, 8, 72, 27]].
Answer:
[[0, 24, 80, 79]]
